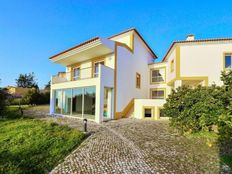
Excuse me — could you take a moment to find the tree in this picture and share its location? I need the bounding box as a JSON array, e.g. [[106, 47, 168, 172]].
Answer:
[[0, 88, 7, 115], [15, 72, 38, 88], [44, 81, 50, 91], [22, 88, 50, 105], [221, 69, 232, 90]]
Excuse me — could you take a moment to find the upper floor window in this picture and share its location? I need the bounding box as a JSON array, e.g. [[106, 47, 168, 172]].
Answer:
[[136, 73, 141, 88], [94, 61, 104, 77], [73, 67, 80, 80], [150, 89, 165, 99], [151, 68, 165, 83], [224, 54, 232, 69], [171, 59, 174, 72]]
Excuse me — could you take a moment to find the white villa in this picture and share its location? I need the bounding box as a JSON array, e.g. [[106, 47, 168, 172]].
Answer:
[[49, 28, 232, 123]]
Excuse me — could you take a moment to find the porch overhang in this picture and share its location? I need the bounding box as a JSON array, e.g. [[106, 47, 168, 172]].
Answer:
[[49, 37, 115, 66]]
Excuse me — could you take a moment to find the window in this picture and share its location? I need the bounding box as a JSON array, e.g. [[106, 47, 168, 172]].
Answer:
[[151, 89, 165, 99], [136, 73, 141, 88], [144, 108, 152, 118], [171, 59, 174, 72], [151, 68, 165, 83], [94, 61, 104, 77], [73, 67, 80, 80], [225, 54, 232, 69]]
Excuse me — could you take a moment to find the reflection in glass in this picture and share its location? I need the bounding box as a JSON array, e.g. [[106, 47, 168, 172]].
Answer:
[[62, 89, 72, 115], [54, 90, 62, 114], [72, 88, 83, 117], [84, 87, 96, 119]]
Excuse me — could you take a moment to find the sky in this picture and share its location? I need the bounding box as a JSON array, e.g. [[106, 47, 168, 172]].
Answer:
[[1, 0, 232, 88]]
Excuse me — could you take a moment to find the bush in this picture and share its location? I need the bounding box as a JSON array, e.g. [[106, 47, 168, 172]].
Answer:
[[163, 70, 232, 135], [22, 89, 50, 105], [163, 85, 229, 133], [0, 89, 7, 115], [8, 97, 29, 105], [218, 108, 232, 142]]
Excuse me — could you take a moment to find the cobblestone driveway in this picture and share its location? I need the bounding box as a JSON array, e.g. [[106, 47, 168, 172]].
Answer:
[[48, 117, 219, 174]]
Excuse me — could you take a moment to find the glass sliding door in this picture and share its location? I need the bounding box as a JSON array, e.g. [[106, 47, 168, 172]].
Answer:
[[62, 89, 72, 115], [53, 87, 96, 120], [72, 88, 83, 118], [54, 90, 63, 114], [83, 87, 96, 120]]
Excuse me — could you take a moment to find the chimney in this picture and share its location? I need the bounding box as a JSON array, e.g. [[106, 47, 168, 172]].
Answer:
[[186, 34, 195, 41]]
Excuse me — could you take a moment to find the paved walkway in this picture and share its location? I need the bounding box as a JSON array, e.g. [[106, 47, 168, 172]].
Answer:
[[24, 107, 220, 173], [47, 118, 220, 174]]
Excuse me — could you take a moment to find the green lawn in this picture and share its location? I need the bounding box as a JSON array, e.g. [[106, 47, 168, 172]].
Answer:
[[186, 131, 232, 169], [0, 118, 85, 174]]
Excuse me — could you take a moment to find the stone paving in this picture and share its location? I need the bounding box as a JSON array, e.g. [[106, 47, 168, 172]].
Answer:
[[48, 118, 220, 174], [25, 106, 221, 174]]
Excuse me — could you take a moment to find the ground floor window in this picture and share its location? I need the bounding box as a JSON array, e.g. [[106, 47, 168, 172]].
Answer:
[[144, 108, 152, 118], [53, 86, 96, 120], [150, 88, 165, 99]]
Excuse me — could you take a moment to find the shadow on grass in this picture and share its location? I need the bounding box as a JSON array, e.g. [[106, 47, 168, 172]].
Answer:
[[219, 140, 232, 173]]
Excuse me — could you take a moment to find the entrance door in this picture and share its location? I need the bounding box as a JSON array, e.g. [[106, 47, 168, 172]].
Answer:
[[103, 88, 112, 120]]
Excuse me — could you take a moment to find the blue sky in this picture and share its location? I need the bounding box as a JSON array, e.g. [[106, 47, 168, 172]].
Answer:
[[1, 0, 232, 88]]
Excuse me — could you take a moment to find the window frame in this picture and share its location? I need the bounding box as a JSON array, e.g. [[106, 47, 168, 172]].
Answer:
[[150, 88, 166, 99], [150, 67, 166, 84], [136, 72, 141, 89], [93, 60, 105, 77], [72, 67, 81, 80], [223, 52, 232, 70], [171, 59, 175, 72]]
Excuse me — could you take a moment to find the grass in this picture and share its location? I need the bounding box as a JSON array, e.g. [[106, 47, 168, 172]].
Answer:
[[0, 108, 85, 174], [186, 131, 232, 169], [185, 131, 218, 142], [221, 155, 232, 168]]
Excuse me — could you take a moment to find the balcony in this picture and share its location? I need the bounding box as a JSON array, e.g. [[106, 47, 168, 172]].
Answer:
[[52, 67, 94, 84], [51, 65, 114, 85]]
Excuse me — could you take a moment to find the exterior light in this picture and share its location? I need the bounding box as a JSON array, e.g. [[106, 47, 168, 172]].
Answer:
[[83, 119, 87, 132]]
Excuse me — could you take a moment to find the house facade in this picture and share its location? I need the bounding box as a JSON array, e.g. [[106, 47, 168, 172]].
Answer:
[[49, 29, 232, 123]]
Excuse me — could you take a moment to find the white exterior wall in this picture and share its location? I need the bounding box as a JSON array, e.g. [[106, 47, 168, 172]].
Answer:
[[110, 31, 133, 49], [166, 48, 176, 82], [134, 99, 165, 119], [148, 62, 172, 98], [50, 65, 114, 123], [115, 34, 154, 112], [180, 41, 232, 85]]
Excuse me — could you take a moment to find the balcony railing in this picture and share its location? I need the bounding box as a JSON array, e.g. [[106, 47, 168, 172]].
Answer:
[[52, 65, 114, 84], [52, 67, 97, 84]]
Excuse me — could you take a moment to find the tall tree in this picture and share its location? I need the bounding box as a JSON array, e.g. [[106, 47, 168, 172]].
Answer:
[[15, 72, 38, 88], [44, 81, 50, 90]]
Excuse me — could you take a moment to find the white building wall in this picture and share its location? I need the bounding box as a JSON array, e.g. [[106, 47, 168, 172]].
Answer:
[[148, 62, 172, 98], [166, 48, 176, 82], [116, 34, 154, 112], [180, 41, 232, 85]]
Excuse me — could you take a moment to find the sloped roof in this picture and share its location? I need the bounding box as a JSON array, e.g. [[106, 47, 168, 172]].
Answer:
[[162, 37, 232, 61]]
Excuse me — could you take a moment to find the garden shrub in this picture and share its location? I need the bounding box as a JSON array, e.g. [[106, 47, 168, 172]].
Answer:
[[0, 88, 7, 115], [163, 70, 232, 135], [22, 89, 50, 105], [163, 85, 229, 133], [218, 107, 232, 142]]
